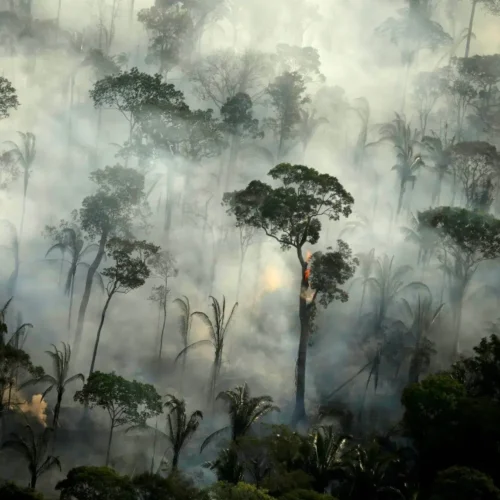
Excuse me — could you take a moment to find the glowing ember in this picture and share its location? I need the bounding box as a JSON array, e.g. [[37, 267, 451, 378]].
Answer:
[[304, 268, 311, 280]]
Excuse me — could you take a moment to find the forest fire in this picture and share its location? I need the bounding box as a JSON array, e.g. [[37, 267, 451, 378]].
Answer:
[[304, 250, 312, 281], [10, 391, 48, 427]]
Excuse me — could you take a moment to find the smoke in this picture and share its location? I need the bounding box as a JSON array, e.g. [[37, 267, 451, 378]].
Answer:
[[19, 394, 48, 427]]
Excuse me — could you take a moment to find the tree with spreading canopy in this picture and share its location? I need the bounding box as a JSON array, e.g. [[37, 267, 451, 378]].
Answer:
[[89, 238, 159, 377], [73, 165, 147, 354], [224, 163, 358, 425], [74, 371, 162, 466], [417, 206, 500, 356], [0, 76, 19, 119]]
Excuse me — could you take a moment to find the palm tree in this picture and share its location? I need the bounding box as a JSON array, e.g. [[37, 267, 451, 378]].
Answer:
[[45, 227, 103, 330], [372, 114, 423, 216], [400, 295, 443, 384], [365, 255, 427, 341], [4, 132, 36, 241], [163, 395, 203, 471], [400, 213, 439, 271], [1, 426, 61, 489], [32, 343, 84, 430], [306, 425, 350, 492], [204, 447, 245, 483], [338, 440, 403, 500], [0, 219, 20, 299], [298, 108, 328, 157], [173, 296, 192, 385], [421, 132, 455, 206], [349, 97, 371, 170], [200, 383, 279, 452], [351, 248, 376, 318], [175, 296, 238, 408]]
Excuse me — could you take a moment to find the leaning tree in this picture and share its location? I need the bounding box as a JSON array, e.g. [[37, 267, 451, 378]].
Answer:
[[417, 206, 500, 357], [224, 163, 358, 425]]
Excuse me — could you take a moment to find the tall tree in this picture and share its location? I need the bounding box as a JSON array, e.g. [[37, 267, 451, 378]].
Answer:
[[4, 132, 36, 241], [0, 76, 19, 119], [1, 426, 60, 489], [73, 165, 146, 354], [172, 295, 192, 384], [89, 238, 159, 377], [74, 371, 162, 466], [175, 295, 238, 408], [44, 224, 103, 330], [265, 72, 310, 161], [201, 383, 279, 452], [147, 250, 177, 361], [417, 206, 500, 356], [463, 0, 500, 58], [31, 343, 84, 431], [224, 163, 357, 425], [163, 394, 203, 471]]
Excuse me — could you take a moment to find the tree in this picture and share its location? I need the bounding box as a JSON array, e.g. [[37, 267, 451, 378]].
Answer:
[[209, 482, 275, 500], [89, 238, 159, 377], [412, 71, 446, 136], [89, 67, 188, 145], [74, 371, 162, 466], [73, 165, 147, 353], [273, 44, 325, 84], [449, 142, 500, 212], [463, 0, 500, 58], [147, 250, 177, 361], [44, 223, 103, 330], [176, 296, 238, 407], [4, 132, 36, 240], [172, 295, 192, 383], [1, 426, 61, 489], [0, 76, 19, 119], [201, 383, 279, 452], [138, 3, 193, 78], [430, 466, 500, 500], [373, 113, 424, 216], [351, 248, 376, 318], [224, 163, 357, 425], [400, 213, 439, 269], [265, 73, 310, 161], [163, 394, 203, 470], [56, 466, 135, 500], [132, 470, 206, 500], [417, 206, 500, 355], [31, 343, 84, 430]]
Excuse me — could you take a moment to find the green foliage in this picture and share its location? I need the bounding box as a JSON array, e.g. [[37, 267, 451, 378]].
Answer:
[[205, 446, 245, 484], [0, 482, 45, 499], [0, 76, 19, 119], [102, 237, 159, 293], [452, 333, 500, 401], [430, 466, 500, 500], [417, 206, 500, 262], [132, 471, 207, 500], [56, 466, 135, 500], [221, 93, 262, 139], [210, 481, 275, 500], [279, 490, 335, 500], [74, 371, 162, 427], [79, 165, 146, 239]]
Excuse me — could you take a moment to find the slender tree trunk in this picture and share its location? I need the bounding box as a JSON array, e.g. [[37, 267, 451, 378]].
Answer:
[[57, 0, 63, 29], [396, 180, 405, 216], [150, 417, 158, 474], [95, 108, 102, 167], [74, 232, 108, 354], [172, 449, 179, 471], [68, 273, 75, 332], [53, 391, 63, 430], [358, 282, 367, 318], [30, 469, 37, 489], [158, 299, 167, 361], [401, 62, 411, 114], [89, 291, 113, 377], [464, 0, 477, 59], [164, 165, 175, 235], [66, 75, 75, 162], [19, 174, 29, 242], [236, 250, 245, 303], [224, 135, 241, 194], [58, 250, 65, 286], [105, 422, 114, 466]]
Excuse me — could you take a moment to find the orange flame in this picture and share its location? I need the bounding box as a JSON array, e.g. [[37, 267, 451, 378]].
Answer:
[[305, 250, 312, 262], [19, 394, 47, 427], [304, 268, 311, 280], [303, 250, 312, 282]]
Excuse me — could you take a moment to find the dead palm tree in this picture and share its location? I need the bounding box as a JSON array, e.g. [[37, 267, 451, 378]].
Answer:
[[163, 395, 203, 471], [32, 343, 84, 430], [173, 295, 192, 384], [1, 425, 61, 489], [200, 383, 279, 452], [351, 248, 376, 318], [175, 296, 238, 408], [45, 227, 103, 330], [4, 132, 36, 240]]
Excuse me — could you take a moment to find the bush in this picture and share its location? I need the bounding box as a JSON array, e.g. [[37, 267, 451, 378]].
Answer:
[[0, 482, 45, 499], [430, 466, 500, 500], [210, 481, 275, 500], [279, 489, 336, 500]]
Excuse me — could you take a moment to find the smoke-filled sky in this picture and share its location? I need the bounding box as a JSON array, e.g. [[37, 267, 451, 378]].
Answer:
[[1, 0, 500, 476]]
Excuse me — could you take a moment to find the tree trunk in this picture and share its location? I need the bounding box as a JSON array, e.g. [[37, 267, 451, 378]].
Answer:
[[30, 468, 37, 489], [67, 273, 75, 332], [94, 108, 102, 167], [89, 291, 113, 377], [105, 422, 114, 466], [158, 298, 167, 361], [56, 0, 63, 29], [19, 173, 29, 242], [396, 180, 406, 216], [53, 391, 63, 429], [358, 282, 367, 319], [58, 250, 65, 287], [292, 260, 311, 427], [224, 135, 241, 194], [236, 250, 245, 303], [74, 231, 108, 355], [150, 418, 158, 474], [464, 0, 477, 59], [172, 449, 179, 471], [164, 166, 175, 235]]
